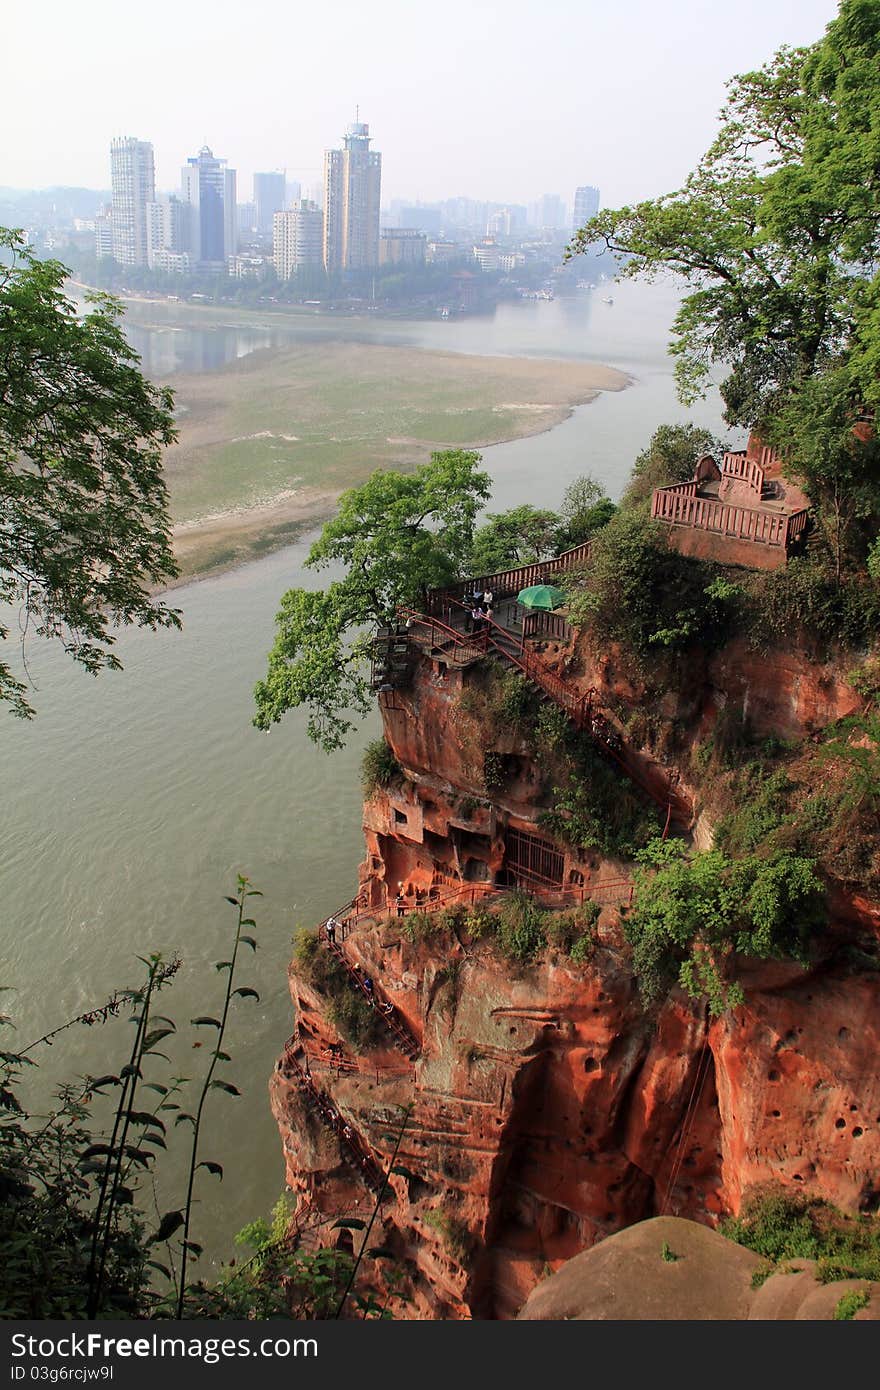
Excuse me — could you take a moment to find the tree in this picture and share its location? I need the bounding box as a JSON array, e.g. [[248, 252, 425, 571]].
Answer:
[[623, 424, 720, 511], [768, 366, 880, 579], [568, 2, 880, 430], [556, 473, 617, 547], [467, 503, 559, 574], [254, 450, 491, 750], [0, 229, 180, 718]]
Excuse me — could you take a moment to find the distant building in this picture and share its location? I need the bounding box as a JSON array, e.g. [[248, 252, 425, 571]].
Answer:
[[397, 206, 442, 237], [228, 254, 269, 279], [323, 119, 382, 272], [253, 172, 286, 236], [110, 137, 155, 266], [286, 179, 302, 208], [273, 200, 324, 278], [379, 228, 427, 267], [95, 212, 114, 259], [149, 248, 192, 275], [426, 240, 465, 264], [529, 193, 566, 230], [146, 196, 189, 269], [472, 239, 500, 272], [572, 185, 600, 230], [180, 146, 237, 269], [237, 202, 257, 238]]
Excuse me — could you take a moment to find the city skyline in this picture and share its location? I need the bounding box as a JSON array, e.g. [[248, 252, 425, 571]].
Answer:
[[2, 0, 840, 208]]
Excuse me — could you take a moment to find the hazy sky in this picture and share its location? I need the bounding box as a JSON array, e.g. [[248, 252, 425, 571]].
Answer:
[[3, 0, 840, 207]]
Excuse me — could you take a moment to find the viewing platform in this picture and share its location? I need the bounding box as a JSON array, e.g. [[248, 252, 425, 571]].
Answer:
[[651, 435, 811, 571]]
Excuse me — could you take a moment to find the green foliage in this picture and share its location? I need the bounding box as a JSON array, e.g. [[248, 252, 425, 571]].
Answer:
[[422, 1208, 473, 1262], [715, 768, 794, 855], [254, 449, 491, 750], [468, 504, 560, 573], [834, 1289, 871, 1319], [556, 474, 617, 548], [625, 840, 825, 1014], [463, 903, 496, 939], [482, 751, 506, 795], [495, 891, 547, 962], [769, 365, 880, 577], [361, 737, 401, 795], [400, 911, 444, 944], [565, 511, 740, 661], [546, 901, 601, 960], [818, 714, 880, 815], [539, 734, 661, 859], [846, 656, 880, 703], [569, 4, 880, 432], [660, 1241, 679, 1263], [722, 1187, 880, 1285], [534, 703, 571, 753], [293, 928, 381, 1049], [622, 424, 720, 512], [0, 229, 181, 718], [750, 560, 880, 653]]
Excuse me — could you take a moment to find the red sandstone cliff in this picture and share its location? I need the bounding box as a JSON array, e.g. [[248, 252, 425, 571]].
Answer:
[[271, 632, 879, 1319]]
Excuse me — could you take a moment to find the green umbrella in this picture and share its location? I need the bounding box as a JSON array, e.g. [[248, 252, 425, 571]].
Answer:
[[516, 583, 567, 610]]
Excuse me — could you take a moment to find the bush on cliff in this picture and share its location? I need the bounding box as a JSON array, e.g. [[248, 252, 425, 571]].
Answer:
[[539, 732, 661, 859], [625, 839, 825, 1015], [361, 737, 401, 795], [723, 1187, 880, 1284], [564, 511, 741, 663], [495, 891, 547, 962]]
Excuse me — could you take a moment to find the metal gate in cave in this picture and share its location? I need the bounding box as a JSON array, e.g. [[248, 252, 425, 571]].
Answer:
[[503, 826, 564, 888]]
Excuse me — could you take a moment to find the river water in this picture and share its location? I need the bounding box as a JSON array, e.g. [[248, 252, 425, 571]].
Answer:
[[1, 279, 729, 1269]]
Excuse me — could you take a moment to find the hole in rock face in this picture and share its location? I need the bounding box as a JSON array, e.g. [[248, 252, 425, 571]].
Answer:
[[839, 1027, 850, 1040], [584, 1056, 599, 1073], [850, 1104, 859, 1112], [853, 1127, 864, 1138], [509, 1027, 516, 1036], [836, 1118, 846, 1129], [768, 1069, 780, 1082], [793, 1174, 804, 1182], [771, 1110, 781, 1118]]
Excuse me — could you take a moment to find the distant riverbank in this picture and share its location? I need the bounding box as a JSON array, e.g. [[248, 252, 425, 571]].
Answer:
[[147, 328, 629, 579]]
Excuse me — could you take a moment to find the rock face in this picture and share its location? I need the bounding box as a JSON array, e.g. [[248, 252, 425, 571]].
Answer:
[[517, 1216, 880, 1320], [271, 634, 880, 1320]]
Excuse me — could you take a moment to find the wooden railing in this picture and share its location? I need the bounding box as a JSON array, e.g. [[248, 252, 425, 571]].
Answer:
[[522, 609, 573, 643], [651, 485, 808, 548], [425, 539, 593, 610], [722, 450, 764, 495]]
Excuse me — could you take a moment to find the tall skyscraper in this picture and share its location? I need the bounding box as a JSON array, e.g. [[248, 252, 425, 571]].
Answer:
[[323, 119, 381, 273], [110, 137, 155, 266], [273, 201, 324, 278], [253, 172, 286, 236], [573, 185, 600, 230], [180, 146, 237, 268]]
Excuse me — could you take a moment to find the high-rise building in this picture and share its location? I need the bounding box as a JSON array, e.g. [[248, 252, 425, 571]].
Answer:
[[146, 196, 189, 269], [180, 146, 237, 268], [533, 193, 566, 230], [273, 201, 324, 278], [110, 137, 155, 266], [253, 172, 286, 236], [286, 179, 302, 208], [573, 185, 600, 230], [323, 119, 381, 273]]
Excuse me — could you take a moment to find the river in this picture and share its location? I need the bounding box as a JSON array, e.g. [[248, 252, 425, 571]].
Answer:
[[0, 278, 730, 1271]]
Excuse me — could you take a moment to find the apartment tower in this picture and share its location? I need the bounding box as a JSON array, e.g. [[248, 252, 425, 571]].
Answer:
[[323, 119, 381, 273], [273, 201, 324, 278], [110, 137, 155, 266]]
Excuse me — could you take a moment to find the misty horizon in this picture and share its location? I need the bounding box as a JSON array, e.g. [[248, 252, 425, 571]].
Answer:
[[3, 0, 840, 210]]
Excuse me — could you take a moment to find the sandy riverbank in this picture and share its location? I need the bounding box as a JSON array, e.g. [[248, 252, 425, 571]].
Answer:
[[161, 339, 629, 579]]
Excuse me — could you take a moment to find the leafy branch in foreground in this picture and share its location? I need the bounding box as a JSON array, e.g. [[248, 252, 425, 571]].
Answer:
[[0, 228, 181, 719], [173, 875, 261, 1316]]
